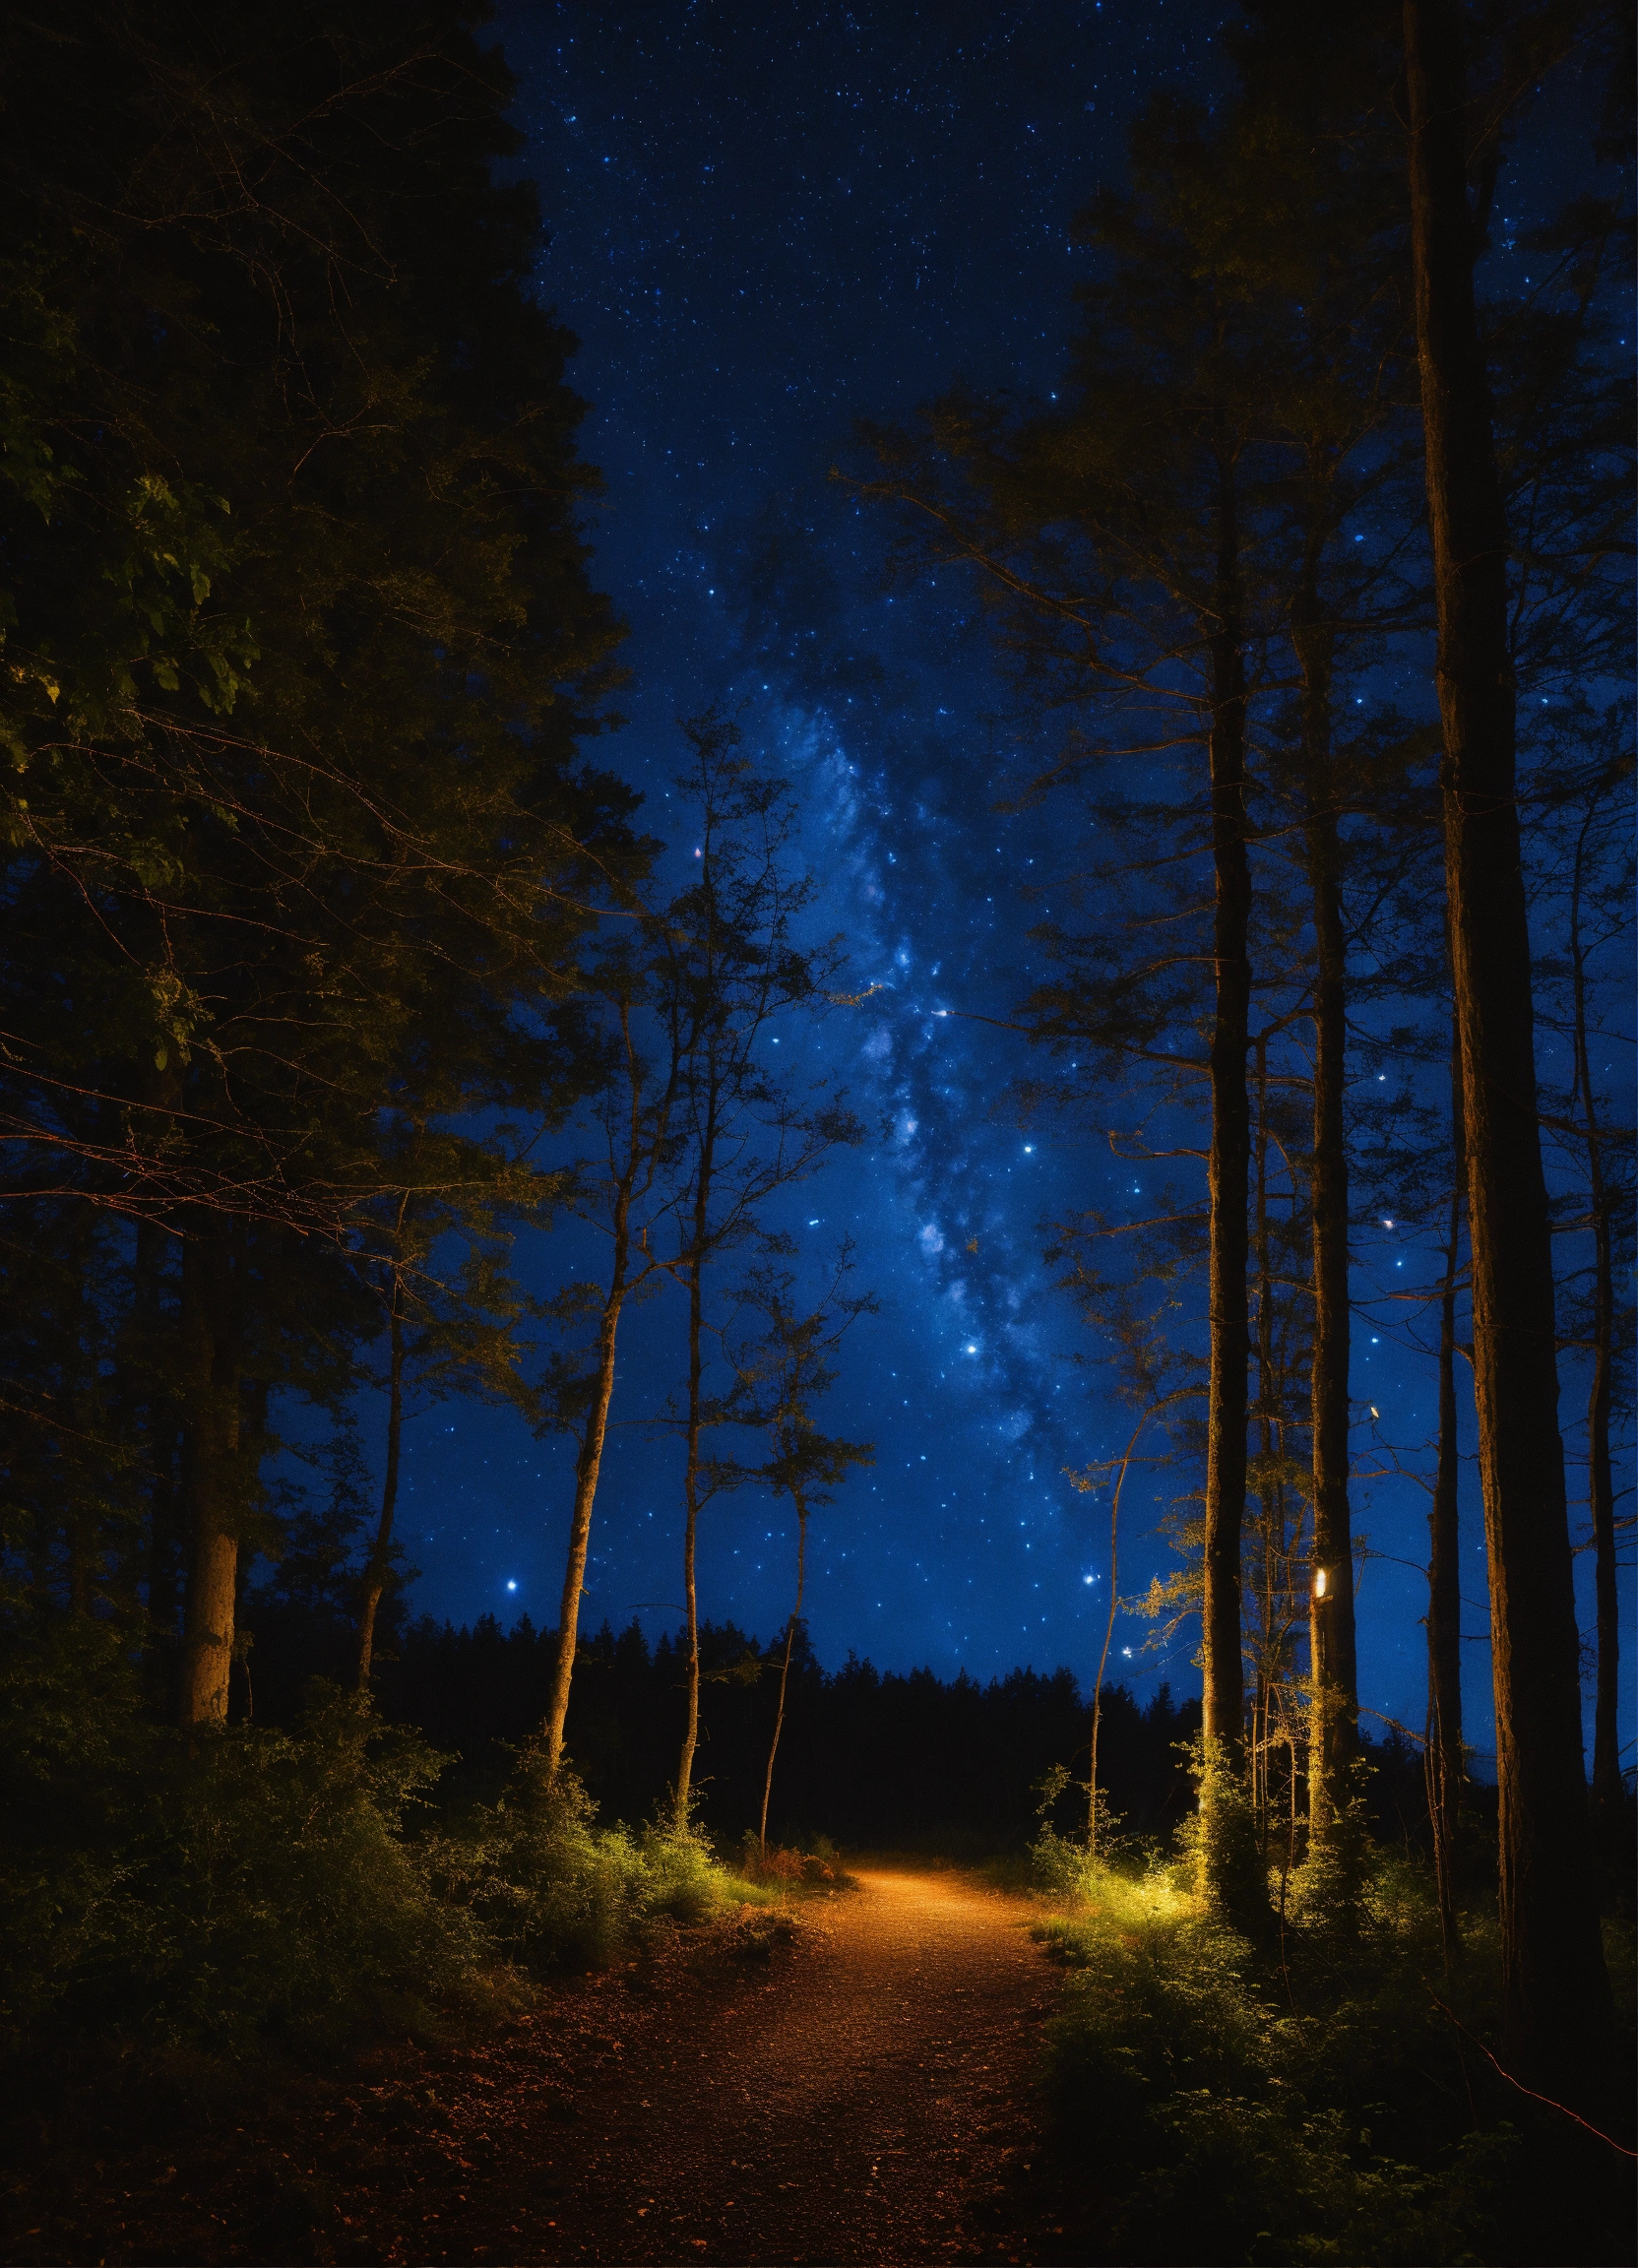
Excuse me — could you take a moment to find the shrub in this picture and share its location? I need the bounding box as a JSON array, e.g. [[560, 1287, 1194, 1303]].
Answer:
[[1030, 1842, 1636, 2265], [1, 1662, 494, 2057], [458, 1743, 778, 1971]]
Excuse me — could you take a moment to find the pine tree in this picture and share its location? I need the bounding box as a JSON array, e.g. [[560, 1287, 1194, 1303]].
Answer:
[[1402, 0, 1610, 2071]]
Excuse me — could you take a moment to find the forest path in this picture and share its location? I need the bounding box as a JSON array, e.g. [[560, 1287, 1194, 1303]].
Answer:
[[10, 1867, 1064, 2268], [442, 1864, 1060, 2268]]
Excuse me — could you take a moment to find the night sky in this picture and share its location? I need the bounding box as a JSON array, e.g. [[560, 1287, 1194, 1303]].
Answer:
[[368, 1, 1631, 1773]]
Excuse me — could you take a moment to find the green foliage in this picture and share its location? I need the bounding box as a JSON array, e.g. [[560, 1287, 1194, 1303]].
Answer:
[[1034, 1845, 1633, 2265], [1, 1639, 495, 2057], [438, 1745, 773, 1976], [1, 1605, 781, 2072]]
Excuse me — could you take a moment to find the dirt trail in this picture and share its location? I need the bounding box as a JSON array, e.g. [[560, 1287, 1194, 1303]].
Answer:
[[9, 1867, 1062, 2268], [491, 1866, 1059, 2267]]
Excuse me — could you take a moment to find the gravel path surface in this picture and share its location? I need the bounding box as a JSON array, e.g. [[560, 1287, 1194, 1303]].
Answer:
[[7, 1866, 1063, 2267]]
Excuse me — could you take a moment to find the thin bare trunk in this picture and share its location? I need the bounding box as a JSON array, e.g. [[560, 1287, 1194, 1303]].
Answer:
[[541, 1229, 630, 1785], [674, 1094, 718, 1825], [1292, 543, 1358, 1836], [1202, 440, 1252, 1786], [357, 1265, 406, 1690], [759, 1504, 808, 1858], [1405, 0, 1607, 2069], [1252, 1036, 1278, 1844], [1427, 1026, 1466, 1971]]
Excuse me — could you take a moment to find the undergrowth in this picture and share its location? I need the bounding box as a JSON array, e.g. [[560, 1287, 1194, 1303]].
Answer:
[[1029, 1827, 1636, 2266], [734, 1829, 861, 1889], [1, 1617, 782, 2080]]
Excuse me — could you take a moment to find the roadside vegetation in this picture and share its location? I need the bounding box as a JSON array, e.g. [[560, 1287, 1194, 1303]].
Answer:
[[1025, 1789, 1636, 2267], [1, 1617, 783, 2081]]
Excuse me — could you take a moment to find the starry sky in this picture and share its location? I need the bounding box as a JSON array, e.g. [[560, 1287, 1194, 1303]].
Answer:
[[370, 0, 1631, 1774]]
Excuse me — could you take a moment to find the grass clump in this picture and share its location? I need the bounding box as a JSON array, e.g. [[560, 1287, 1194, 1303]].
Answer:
[[1032, 1836, 1634, 2266]]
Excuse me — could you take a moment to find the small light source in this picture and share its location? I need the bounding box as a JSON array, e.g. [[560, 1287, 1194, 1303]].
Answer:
[[1314, 1566, 1328, 1600]]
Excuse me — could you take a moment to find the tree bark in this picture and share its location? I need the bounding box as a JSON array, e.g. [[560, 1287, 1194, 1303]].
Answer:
[[1292, 548, 1359, 1838], [1201, 443, 1252, 1778], [673, 1094, 718, 1827], [178, 1224, 241, 1729], [1569, 798, 1620, 1812], [1404, 0, 1607, 2069], [1197, 431, 1262, 1922], [540, 1238, 629, 1786], [1427, 1025, 1466, 1971], [357, 1264, 405, 1690]]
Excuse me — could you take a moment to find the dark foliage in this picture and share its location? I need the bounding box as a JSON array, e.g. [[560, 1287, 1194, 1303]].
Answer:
[[371, 1610, 1201, 1855]]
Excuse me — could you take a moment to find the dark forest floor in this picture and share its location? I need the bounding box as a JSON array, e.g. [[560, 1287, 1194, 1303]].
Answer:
[[5, 1866, 1074, 2267]]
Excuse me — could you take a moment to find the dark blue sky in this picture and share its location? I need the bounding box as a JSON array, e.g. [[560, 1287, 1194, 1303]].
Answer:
[[369, 0, 1631, 1775]]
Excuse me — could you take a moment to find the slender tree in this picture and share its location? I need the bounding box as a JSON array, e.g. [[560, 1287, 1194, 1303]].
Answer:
[[659, 713, 856, 1825], [538, 969, 684, 1788], [1402, 0, 1608, 2067]]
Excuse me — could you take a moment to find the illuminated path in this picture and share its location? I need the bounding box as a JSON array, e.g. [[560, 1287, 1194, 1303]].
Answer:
[[18, 1866, 1061, 2263], [458, 1863, 1059, 2266]]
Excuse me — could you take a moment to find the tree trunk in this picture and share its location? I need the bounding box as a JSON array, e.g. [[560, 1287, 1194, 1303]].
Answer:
[[178, 1224, 242, 1729], [759, 1505, 808, 1858], [1569, 796, 1621, 1814], [1252, 1034, 1278, 1846], [1292, 553, 1359, 1840], [1404, 0, 1607, 2069], [1199, 434, 1260, 1919], [357, 1266, 405, 1690], [540, 1217, 631, 1786], [674, 1094, 719, 1827], [1586, 1219, 1618, 1813], [1427, 1026, 1466, 1971], [1201, 451, 1252, 1747]]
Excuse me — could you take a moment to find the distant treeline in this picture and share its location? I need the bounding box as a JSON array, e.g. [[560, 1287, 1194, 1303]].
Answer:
[[385, 1613, 1202, 1854], [360, 1609, 1190, 1853]]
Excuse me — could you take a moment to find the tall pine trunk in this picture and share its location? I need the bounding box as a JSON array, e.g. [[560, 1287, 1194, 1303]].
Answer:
[[1404, 0, 1607, 2069], [1200, 432, 1258, 1916], [1427, 1026, 1466, 1971], [1569, 799, 1620, 1812], [357, 1265, 405, 1690], [178, 1223, 242, 1729], [1292, 545, 1359, 1837]]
